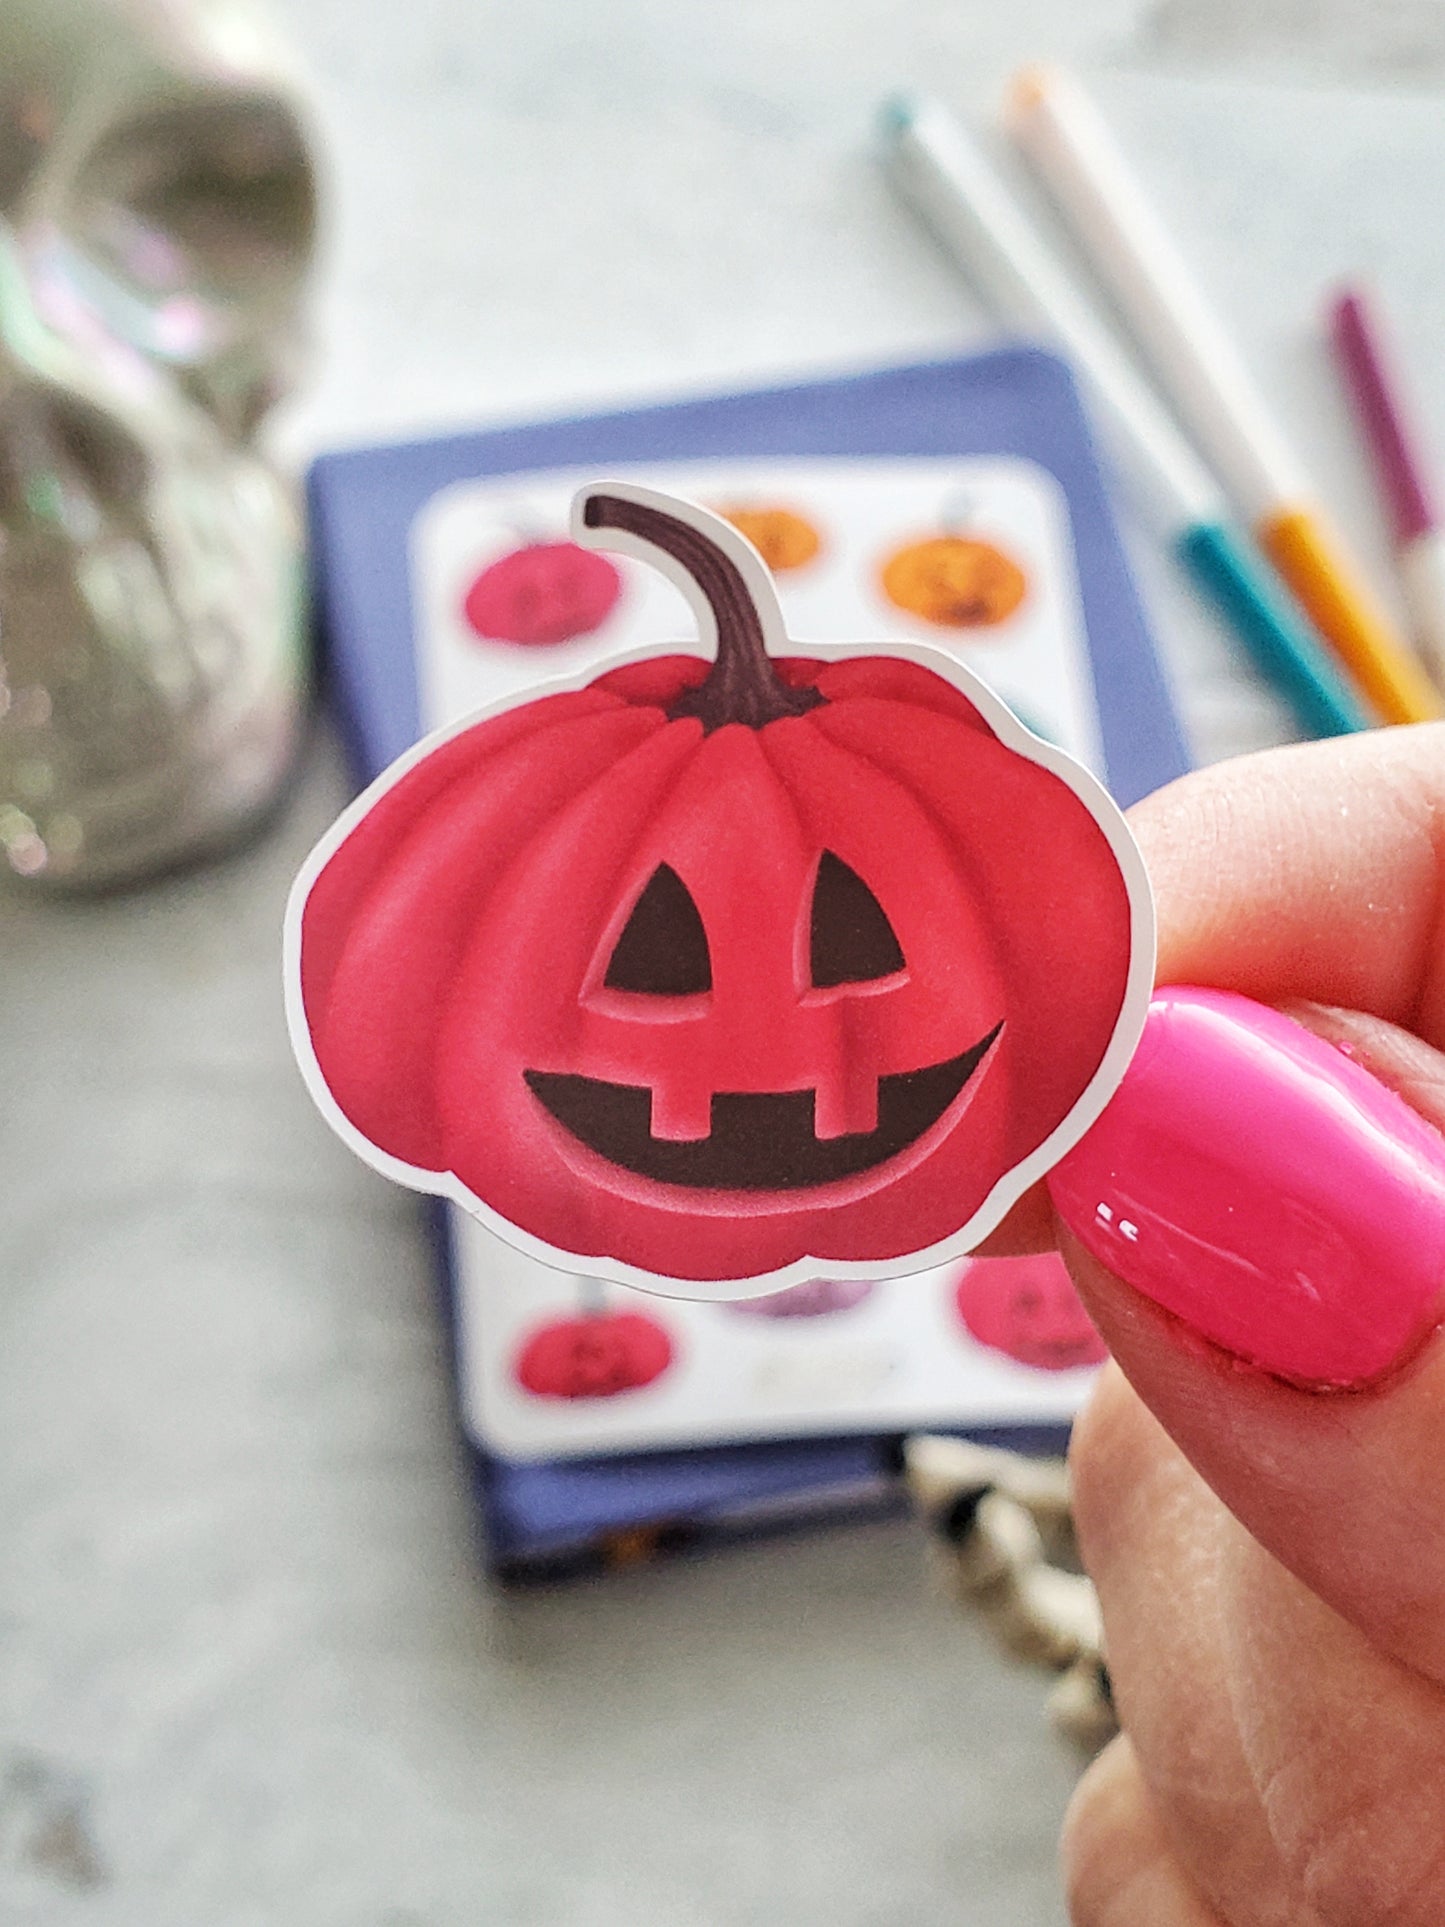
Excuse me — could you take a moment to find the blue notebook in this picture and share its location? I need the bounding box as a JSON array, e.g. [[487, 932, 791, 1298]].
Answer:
[[307, 345, 1189, 1575]]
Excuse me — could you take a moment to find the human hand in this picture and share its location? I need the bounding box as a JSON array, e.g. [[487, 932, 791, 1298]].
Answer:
[[1042, 725, 1445, 1924]]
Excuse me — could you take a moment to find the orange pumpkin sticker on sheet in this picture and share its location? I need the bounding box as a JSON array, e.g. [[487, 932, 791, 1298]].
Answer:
[[715, 504, 822, 573], [880, 500, 1027, 630]]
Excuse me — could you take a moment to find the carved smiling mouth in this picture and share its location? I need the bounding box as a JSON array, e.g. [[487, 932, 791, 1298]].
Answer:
[[524, 1022, 1002, 1191]]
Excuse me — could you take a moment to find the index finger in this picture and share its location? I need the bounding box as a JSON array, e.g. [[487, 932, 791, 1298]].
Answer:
[[1135, 721, 1445, 1040], [980, 721, 1445, 1258], [1047, 723, 1445, 1682]]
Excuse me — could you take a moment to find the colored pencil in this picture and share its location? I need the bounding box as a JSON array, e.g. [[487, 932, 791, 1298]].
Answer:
[[1330, 284, 1445, 691], [1007, 65, 1438, 725], [881, 95, 1368, 739]]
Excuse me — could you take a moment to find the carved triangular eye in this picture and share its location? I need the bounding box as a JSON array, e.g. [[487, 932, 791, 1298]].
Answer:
[[809, 851, 905, 988], [605, 864, 712, 995]]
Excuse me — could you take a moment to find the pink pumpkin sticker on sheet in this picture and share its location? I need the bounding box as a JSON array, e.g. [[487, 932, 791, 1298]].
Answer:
[[514, 1310, 674, 1400], [953, 1252, 1107, 1372], [463, 540, 622, 646], [286, 484, 1153, 1299]]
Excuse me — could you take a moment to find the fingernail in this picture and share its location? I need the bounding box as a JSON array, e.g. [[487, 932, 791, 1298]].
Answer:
[[1047, 986, 1445, 1387]]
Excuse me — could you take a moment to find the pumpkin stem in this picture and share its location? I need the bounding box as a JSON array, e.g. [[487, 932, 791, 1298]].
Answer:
[[581, 492, 827, 733]]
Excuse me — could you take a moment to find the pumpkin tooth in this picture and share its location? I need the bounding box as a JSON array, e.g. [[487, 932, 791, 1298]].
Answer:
[[813, 1064, 881, 1140], [647, 1077, 715, 1143]]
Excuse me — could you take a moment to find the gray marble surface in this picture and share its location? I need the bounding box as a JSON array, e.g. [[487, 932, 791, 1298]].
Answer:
[[4, 0, 1442, 1920]]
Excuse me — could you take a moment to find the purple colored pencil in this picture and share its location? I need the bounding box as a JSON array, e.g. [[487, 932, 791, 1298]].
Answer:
[[1330, 286, 1438, 544], [1329, 283, 1445, 684]]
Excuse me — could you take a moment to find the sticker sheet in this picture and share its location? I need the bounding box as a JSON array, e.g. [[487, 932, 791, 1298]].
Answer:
[[459, 1224, 1107, 1460], [290, 458, 1151, 1452], [412, 457, 1104, 772]]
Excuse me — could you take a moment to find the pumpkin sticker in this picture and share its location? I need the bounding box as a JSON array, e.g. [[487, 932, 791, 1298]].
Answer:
[[463, 538, 622, 646], [726, 1277, 876, 1319], [880, 497, 1028, 629], [714, 503, 823, 574], [285, 482, 1153, 1299], [953, 1253, 1108, 1372], [514, 1308, 674, 1399]]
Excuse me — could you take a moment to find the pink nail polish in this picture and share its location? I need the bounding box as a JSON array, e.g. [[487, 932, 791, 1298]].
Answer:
[[1046, 986, 1445, 1387]]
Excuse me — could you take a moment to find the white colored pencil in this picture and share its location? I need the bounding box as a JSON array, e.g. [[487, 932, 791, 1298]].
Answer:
[[1006, 66, 1306, 518], [882, 94, 1217, 532]]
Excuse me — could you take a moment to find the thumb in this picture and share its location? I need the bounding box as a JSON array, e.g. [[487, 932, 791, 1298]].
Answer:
[[1048, 986, 1445, 1684]]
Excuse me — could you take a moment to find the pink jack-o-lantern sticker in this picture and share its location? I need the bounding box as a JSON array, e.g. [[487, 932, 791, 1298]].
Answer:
[[285, 483, 1154, 1300], [953, 1253, 1108, 1372], [463, 539, 622, 646], [514, 1309, 674, 1399]]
